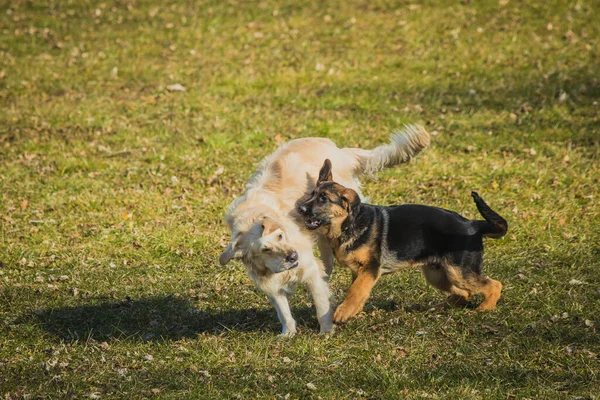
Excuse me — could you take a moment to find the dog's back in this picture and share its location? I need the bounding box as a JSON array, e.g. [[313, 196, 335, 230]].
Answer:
[[383, 193, 507, 267], [385, 204, 483, 261]]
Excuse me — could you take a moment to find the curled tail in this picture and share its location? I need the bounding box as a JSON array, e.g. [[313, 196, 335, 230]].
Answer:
[[472, 191, 508, 239], [343, 124, 430, 175]]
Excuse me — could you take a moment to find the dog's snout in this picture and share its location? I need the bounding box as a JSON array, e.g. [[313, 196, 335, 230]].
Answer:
[[298, 204, 309, 215], [286, 251, 298, 263]]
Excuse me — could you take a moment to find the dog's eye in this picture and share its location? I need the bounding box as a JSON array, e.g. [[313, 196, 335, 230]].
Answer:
[[262, 247, 272, 253], [278, 234, 283, 241], [319, 193, 328, 203]]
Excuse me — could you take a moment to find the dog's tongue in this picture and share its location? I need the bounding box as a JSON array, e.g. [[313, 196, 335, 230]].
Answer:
[[306, 218, 320, 229]]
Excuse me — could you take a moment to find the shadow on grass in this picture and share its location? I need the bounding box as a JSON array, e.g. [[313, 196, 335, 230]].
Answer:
[[34, 295, 315, 343]]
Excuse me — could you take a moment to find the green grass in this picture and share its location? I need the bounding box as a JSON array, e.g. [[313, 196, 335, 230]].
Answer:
[[1, 0, 599, 398]]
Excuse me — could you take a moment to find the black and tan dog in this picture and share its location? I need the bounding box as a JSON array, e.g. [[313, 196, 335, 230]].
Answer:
[[297, 159, 508, 323]]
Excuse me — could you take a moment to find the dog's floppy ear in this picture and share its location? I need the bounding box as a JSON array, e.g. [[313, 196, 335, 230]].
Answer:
[[341, 188, 361, 211], [219, 239, 243, 266], [317, 159, 333, 184]]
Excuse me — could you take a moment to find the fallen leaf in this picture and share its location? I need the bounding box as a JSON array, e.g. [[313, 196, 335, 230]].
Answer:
[[306, 383, 317, 390], [558, 90, 568, 103], [166, 83, 186, 92]]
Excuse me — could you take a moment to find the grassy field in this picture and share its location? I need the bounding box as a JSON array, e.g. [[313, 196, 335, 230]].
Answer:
[[1, 0, 599, 398]]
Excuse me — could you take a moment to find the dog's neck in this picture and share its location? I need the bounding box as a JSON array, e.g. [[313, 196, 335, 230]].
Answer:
[[326, 204, 366, 247]]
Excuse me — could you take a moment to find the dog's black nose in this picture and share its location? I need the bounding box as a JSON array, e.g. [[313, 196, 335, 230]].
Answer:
[[298, 204, 309, 215], [286, 251, 298, 263]]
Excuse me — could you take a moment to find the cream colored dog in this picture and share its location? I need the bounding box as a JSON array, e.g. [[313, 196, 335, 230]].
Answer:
[[220, 125, 430, 336]]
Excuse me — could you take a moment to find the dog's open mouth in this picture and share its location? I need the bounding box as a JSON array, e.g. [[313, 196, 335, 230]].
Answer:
[[305, 217, 323, 230]]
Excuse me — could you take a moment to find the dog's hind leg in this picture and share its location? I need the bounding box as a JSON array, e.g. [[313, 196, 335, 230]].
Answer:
[[269, 294, 297, 337], [445, 265, 502, 311], [474, 278, 502, 311], [421, 263, 470, 308], [305, 265, 334, 334]]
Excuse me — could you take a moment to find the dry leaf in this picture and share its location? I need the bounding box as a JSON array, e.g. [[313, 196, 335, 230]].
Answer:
[[166, 83, 185, 92]]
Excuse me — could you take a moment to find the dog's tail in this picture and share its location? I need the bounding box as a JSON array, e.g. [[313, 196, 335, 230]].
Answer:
[[342, 124, 430, 175], [472, 191, 508, 239]]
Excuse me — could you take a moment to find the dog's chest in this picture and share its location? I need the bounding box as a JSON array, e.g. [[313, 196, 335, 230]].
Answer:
[[248, 268, 302, 295]]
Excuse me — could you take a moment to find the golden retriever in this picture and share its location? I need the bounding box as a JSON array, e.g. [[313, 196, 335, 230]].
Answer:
[[219, 125, 430, 336]]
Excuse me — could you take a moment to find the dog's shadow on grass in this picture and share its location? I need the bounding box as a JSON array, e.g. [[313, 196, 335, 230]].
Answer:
[[34, 295, 313, 343]]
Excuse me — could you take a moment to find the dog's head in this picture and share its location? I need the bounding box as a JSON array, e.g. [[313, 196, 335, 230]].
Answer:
[[219, 216, 299, 274], [297, 159, 361, 235]]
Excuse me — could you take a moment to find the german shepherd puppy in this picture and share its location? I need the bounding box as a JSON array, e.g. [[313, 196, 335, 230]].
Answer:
[[297, 159, 508, 324]]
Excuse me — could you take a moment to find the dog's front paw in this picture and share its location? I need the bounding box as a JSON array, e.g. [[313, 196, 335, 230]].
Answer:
[[277, 332, 296, 339], [333, 302, 361, 324]]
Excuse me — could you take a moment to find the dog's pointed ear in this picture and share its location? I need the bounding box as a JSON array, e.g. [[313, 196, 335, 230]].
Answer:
[[219, 239, 243, 266], [261, 218, 278, 237], [341, 188, 361, 211], [317, 159, 333, 184]]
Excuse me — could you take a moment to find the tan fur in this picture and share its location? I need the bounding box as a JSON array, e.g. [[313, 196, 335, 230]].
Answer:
[[333, 270, 382, 323], [445, 264, 502, 310], [322, 204, 349, 241], [332, 218, 383, 322], [302, 176, 503, 321], [221, 127, 430, 334], [421, 264, 453, 292], [223, 126, 430, 274]]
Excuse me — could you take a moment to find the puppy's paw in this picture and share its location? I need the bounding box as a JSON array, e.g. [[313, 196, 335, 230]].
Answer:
[[333, 302, 360, 324]]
